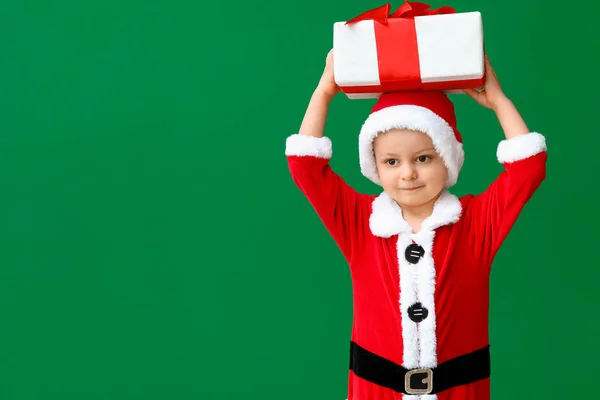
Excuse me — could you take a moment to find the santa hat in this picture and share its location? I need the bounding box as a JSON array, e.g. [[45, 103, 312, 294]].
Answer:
[[359, 91, 464, 188]]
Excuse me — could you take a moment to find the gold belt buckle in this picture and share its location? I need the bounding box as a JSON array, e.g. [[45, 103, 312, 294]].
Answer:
[[405, 368, 433, 395]]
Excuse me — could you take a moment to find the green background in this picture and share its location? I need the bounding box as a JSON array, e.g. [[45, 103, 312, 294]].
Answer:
[[0, 0, 596, 399]]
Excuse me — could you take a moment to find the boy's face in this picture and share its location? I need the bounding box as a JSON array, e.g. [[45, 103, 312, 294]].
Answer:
[[373, 129, 448, 209]]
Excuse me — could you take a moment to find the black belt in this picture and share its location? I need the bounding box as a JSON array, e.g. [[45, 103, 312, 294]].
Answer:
[[349, 341, 490, 395]]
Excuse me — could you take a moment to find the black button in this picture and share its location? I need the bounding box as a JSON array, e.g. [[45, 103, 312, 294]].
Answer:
[[405, 244, 425, 263], [408, 302, 428, 323]]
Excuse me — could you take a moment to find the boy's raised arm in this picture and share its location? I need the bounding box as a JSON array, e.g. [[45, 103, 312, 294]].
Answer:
[[464, 55, 548, 267], [297, 50, 339, 139], [285, 50, 367, 263]]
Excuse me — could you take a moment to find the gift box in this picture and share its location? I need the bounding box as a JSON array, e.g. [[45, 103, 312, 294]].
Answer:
[[333, 2, 485, 99]]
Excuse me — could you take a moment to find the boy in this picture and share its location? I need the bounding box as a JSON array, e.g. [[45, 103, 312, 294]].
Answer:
[[285, 50, 547, 400]]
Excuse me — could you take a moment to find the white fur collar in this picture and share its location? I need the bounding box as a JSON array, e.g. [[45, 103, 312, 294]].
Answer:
[[369, 189, 462, 238]]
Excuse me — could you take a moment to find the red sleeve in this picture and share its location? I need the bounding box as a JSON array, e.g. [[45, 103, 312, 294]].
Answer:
[[466, 132, 548, 268], [285, 134, 367, 263]]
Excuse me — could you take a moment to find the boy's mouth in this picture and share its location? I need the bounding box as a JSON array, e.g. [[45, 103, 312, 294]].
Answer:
[[400, 185, 424, 191]]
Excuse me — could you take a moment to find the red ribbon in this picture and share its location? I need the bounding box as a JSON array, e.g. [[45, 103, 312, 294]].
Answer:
[[340, 1, 472, 94], [345, 1, 456, 25]]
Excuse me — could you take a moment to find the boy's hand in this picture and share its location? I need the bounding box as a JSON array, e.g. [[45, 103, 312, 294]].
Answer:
[[464, 54, 508, 111], [316, 49, 340, 100]]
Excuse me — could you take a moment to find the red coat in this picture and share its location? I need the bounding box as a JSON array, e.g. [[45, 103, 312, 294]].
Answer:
[[285, 132, 547, 400]]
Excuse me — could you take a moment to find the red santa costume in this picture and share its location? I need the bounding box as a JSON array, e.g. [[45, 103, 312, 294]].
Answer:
[[285, 90, 547, 400]]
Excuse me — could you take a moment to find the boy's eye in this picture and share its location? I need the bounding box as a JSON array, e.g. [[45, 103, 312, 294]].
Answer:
[[386, 159, 398, 166], [416, 155, 431, 163]]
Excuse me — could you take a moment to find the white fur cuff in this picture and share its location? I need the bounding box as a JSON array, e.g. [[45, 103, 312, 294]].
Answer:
[[285, 134, 332, 159], [496, 132, 547, 164]]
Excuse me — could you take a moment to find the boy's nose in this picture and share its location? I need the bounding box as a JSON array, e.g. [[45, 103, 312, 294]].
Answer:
[[401, 165, 417, 180]]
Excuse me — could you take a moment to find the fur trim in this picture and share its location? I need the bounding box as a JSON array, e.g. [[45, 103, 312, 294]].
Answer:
[[285, 134, 332, 159], [371, 189, 461, 399], [359, 105, 464, 188], [412, 229, 438, 369], [369, 192, 412, 238], [369, 190, 462, 238], [397, 232, 420, 369], [496, 132, 547, 163], [420, 190, 463, 231]]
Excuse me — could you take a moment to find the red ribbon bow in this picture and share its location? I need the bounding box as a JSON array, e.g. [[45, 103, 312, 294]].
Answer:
[[345, 1, 456, 25]]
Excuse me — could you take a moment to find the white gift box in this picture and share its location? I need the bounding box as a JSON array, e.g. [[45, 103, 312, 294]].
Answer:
[[333, 6, 485, 99]]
